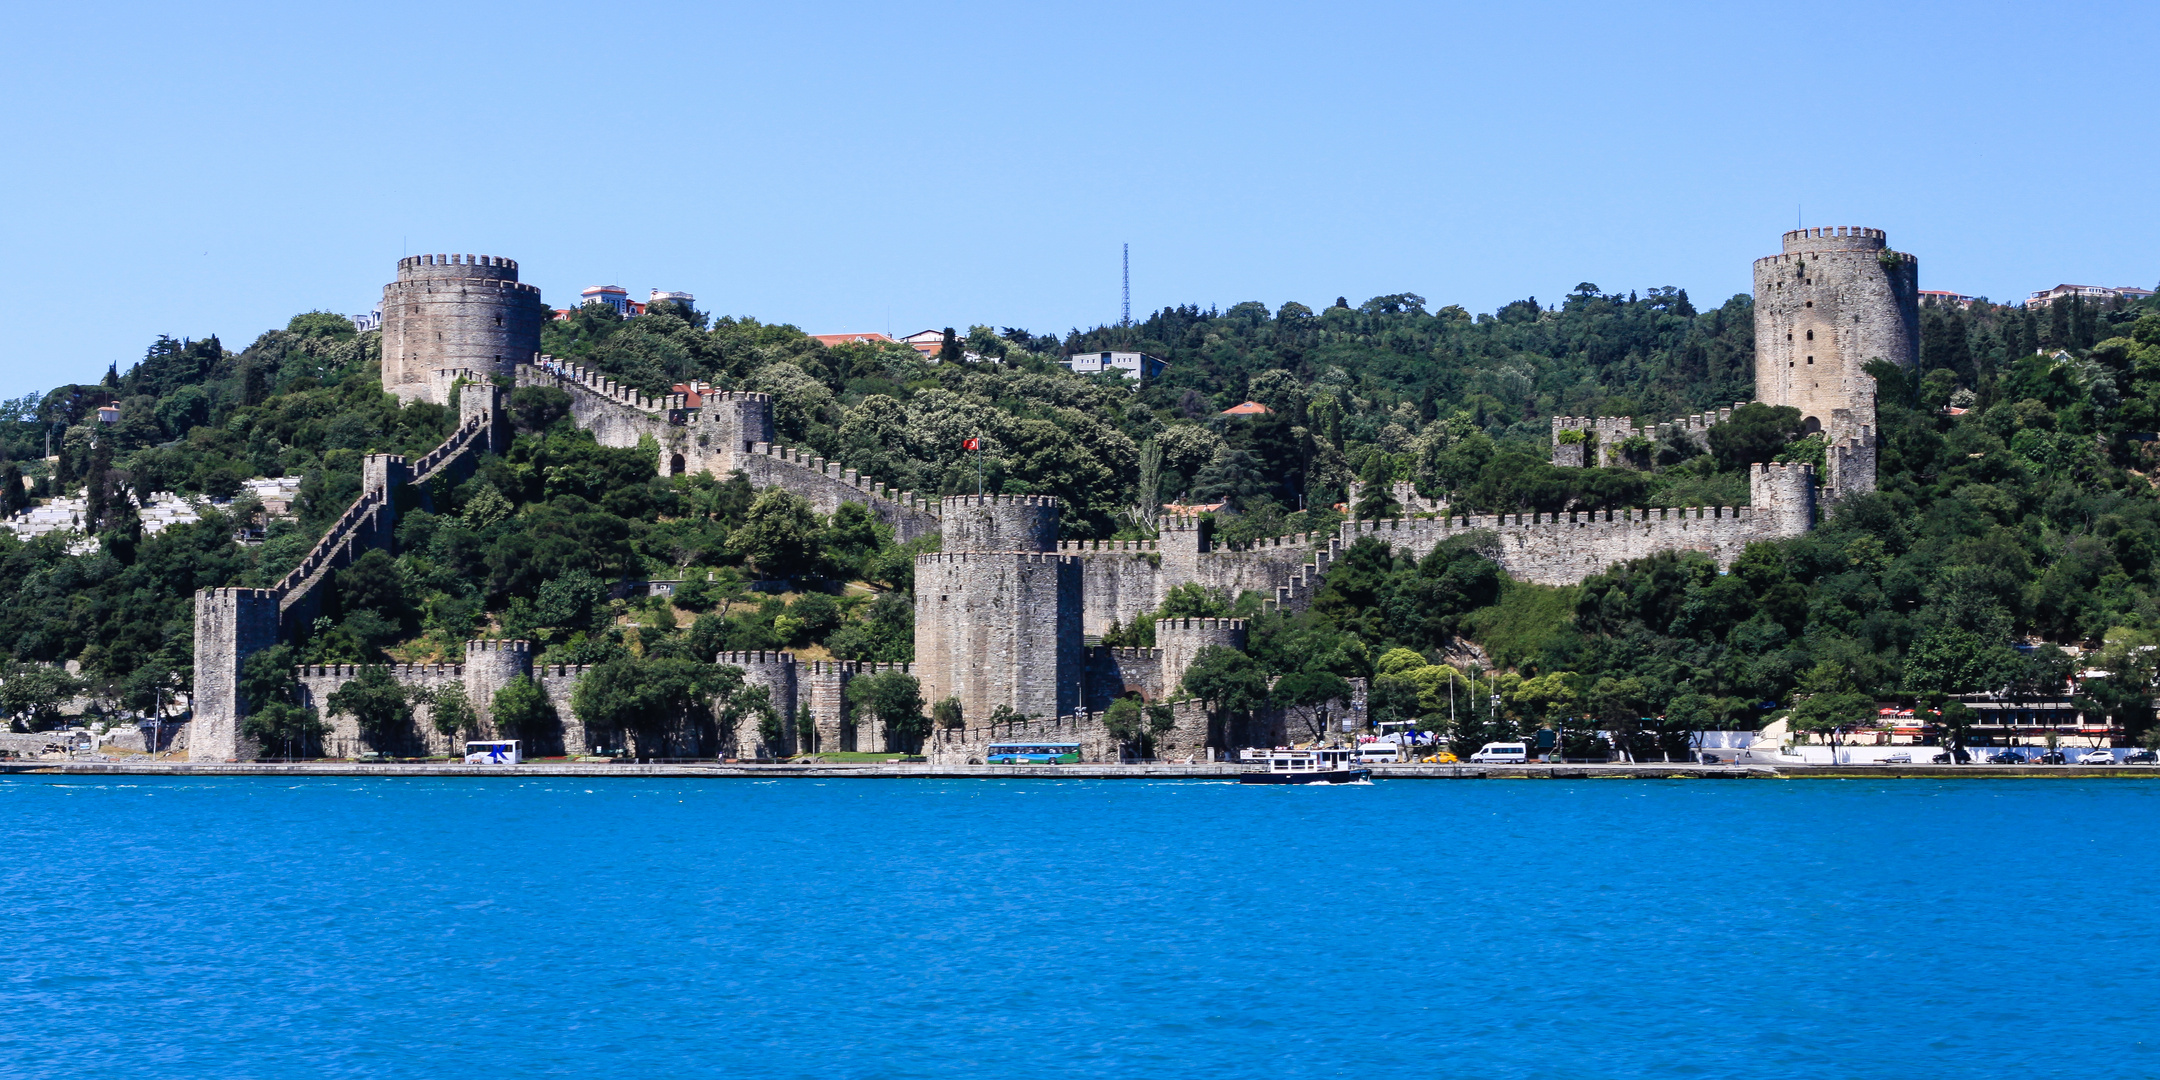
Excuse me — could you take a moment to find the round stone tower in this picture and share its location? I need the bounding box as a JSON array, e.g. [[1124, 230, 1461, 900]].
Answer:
[[463, 639, 534, 736], [1752, 227, 1918, 440], [939, 494, 1061, 552], [381, 254, 548, 404]]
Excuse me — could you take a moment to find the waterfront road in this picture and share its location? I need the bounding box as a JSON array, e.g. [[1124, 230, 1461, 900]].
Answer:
[[5, 761, 2159, 779]]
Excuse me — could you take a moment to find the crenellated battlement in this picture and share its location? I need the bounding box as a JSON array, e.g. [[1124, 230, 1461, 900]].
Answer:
[[715, 650, 796, 666], [941, 493, 1060, 552], [1157, 617, 1247, 634], [464, 639, 531, 656], [200, 587, 279, 601], [1780, 226, 1887, 252], [298, 662, 464, 681], [1057, 538, 1161, 553], [918, 551, 1078, 567], [1551, 405, 1745, 468], [941, 494, 1060, 509], [396, 252, 521, 276]]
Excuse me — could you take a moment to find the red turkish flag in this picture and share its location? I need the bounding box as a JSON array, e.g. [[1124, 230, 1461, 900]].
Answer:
[[963, 438, 980, 450]]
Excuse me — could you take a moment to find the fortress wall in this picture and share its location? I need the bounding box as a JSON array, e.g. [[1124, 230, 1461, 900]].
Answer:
[[1551, 407, 1743, 469], [1060, 547, 1165, 636], [1157, 618, 1247, 700], [537, 665, 598, 755], [1055, 532, 1326, 637], [924, 698, 1212, 765], [1084, 646, 1164, 712], [296, 662, 466, 759], [517, 362, 668, 451], [1341, 464, 1813, 585], [518, 361, 941, 543], [737, 446, 940, 544]]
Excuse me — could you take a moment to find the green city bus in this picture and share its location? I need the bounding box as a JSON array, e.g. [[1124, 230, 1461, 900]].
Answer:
[[985, 742, 1081, 764]]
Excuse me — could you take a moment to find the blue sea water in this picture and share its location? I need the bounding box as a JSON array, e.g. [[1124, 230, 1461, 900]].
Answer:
[[3, 777, 2156, 1079]]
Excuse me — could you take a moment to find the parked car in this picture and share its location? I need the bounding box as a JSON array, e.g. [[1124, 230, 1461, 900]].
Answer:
[[2078, 750, 2117, 765], [2037, 750, 2068, 765], [2128, 750, 2158, 764], [1930, 751, 1959, 763], [1422, 751, 1460, 764], [1881, 752, 1913, 764], [1988, 750, 2028, 764]]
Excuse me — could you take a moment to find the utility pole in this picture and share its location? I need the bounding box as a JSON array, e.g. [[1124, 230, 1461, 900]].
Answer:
[[1121, 243, 1130, 328]]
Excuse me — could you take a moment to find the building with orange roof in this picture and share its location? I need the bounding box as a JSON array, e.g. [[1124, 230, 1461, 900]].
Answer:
[[1220, 401, 1271, 416], [813, 333, 893, 347]]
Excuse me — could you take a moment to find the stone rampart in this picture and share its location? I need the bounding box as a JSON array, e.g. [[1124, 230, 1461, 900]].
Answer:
[[1054, 521, 1328, 636], [1157, 618, 1247, 698], [517, 360, 939, 543], [1341, 463, 1815, 586], [1550, 406, 1742, 469], [1084, 646, 1163, 711]]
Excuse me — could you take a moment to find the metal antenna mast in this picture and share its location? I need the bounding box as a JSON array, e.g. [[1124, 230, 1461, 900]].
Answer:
[[1121, 243, 1130, 327]]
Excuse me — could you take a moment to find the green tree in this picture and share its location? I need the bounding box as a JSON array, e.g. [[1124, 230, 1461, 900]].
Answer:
[[1352, 453, 1400, 519], [326, 665, 420, 752], [732, 489, 821, 580], [571, 656, 721, 758], [429, 681, 477, 750], [932, 696, 964, 729], [1707, 402, 1805, 472], [0, 662, 81, 733], [490, 675, 557, 744], [1274, 669, 1352, 742], [846, 670, 926, 752], [1103, 697, 1178, 759], [1180, 645, 1270, 747]]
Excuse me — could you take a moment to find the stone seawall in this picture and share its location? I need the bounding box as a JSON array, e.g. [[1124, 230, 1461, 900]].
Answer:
[[925, 698, 1213, 765]]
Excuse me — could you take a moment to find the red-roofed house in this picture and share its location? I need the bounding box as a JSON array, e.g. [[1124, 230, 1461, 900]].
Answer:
[[813, 333, 893, 348], [1220, 401, 1271, 416]]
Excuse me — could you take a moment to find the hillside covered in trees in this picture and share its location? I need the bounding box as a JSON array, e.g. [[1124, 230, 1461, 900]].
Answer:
[[2, 282, 2157, 752]]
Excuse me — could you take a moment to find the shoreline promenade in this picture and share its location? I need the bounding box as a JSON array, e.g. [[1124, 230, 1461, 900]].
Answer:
[[6, 760, 2158, 780]]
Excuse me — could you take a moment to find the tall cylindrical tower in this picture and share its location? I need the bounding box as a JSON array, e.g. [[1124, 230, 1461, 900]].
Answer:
[[381, 253, 547, 403], [939, 495, 1061, 552], [1752, 227, 1917, 438]]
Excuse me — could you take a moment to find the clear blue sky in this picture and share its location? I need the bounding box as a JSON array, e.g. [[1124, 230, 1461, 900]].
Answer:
[[2, 1, 2153, 393]]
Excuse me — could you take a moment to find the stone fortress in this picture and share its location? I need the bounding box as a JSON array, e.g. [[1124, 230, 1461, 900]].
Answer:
[[189, 230, 1920, 762]]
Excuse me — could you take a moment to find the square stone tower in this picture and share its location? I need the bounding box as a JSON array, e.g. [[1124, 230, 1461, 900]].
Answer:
[[913, 496, 1083, 722]]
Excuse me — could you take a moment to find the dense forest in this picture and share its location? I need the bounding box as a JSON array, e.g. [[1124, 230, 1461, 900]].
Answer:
[[3, 281, 2157, 754]]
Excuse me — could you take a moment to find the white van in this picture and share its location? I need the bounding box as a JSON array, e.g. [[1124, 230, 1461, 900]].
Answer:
[[1469, 741, 1529, 763], [1356, 742, 1402, 764]]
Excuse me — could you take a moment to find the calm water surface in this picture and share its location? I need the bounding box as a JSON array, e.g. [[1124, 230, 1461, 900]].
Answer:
[[3, 776, 2155, 1078]]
